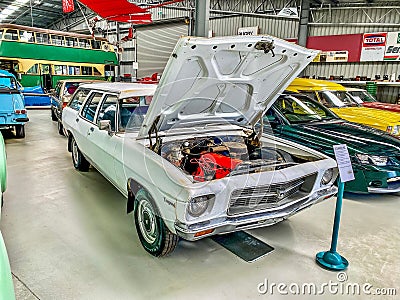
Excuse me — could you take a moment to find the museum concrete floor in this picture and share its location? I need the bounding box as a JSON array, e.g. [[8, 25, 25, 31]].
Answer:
[[1, 110, 399, 300]]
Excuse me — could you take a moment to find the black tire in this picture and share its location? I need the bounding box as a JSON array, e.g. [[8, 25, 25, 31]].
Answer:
[[51, 108, 57, 121], [57, 121, 65, 136], [71, 136, 90, 171], [134, 189, 178, 257], [15, 124, 25, 138]]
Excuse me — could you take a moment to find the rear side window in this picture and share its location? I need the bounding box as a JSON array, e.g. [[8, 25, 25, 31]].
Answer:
[[69, 89, 90, 111], [81, 92, 103, 122]]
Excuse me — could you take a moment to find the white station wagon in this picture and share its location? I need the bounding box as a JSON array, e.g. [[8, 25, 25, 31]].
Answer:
[[63, 35, 338, 257]]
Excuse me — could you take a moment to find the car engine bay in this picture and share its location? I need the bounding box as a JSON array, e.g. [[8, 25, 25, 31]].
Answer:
[[160, 134, 301, 182]]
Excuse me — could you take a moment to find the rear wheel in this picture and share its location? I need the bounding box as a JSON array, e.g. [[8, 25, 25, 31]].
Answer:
[[15, 125, 25, 138], [57, 121, 65, 136], [134, 189, 178, 257], [71, 136, 90, 171], [51, 108, 57, 121]]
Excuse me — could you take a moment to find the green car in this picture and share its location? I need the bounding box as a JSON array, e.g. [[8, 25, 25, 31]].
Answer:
[[265, 93, 400, 193], [0, 132, 15, 300]]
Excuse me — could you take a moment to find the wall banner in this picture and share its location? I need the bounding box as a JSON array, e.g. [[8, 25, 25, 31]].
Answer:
[[384, 32, 400, 61], [360, 32, 387, 61]]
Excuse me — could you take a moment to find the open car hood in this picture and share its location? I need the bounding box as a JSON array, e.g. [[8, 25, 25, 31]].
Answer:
[[139, 35, 318, 137]]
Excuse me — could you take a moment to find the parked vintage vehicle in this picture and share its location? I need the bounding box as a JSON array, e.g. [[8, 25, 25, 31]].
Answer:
[[0, 133, 15, 300], [288, 78, 400, 137], [265, 93, 400, 193], [63, 36, 338, 256], [345, 87, 400, 113], [0, 70, 29, 138], [50, 79, 102, 135]]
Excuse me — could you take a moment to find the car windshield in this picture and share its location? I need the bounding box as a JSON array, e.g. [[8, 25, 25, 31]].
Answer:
[[317, 90, 359, 108], [272, 94, 338, 124], [0, 76, 17, 90], [348, 90, 377, 103]]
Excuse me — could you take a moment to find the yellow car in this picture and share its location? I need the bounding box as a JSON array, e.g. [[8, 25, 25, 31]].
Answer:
[[288, 78, 400, 137]]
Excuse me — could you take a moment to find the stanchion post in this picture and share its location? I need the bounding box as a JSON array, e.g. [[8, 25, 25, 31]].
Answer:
[[316, 144, 353, 271]]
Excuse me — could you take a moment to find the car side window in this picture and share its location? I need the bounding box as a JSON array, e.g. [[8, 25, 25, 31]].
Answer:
[[55, 82, 62, 98], [81, 92, 103, 122], [69, 89, 90, 111], [118, 96, 150, 132], [97, 94, 118, 131]]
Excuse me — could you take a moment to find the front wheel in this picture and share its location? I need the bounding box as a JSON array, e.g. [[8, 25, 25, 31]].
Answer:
[[15, 124, 25, 138], [71, 136, 90, 171], [134, 190, 178, 257]]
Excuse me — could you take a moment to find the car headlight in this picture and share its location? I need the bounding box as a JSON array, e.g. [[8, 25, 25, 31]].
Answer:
[[356, 154, 388, 166], [187, 194, 215, 217], [321, 168, 334, 185]]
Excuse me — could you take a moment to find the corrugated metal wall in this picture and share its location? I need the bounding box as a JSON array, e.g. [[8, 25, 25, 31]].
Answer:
[[136, 24, 189, 78], [210, 15, 298, 39], [242, 16, 298, 39]]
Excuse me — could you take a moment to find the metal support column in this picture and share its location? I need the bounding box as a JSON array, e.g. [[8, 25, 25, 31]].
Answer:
[[297, 0, 310, 47], [116, 22, 121, 81], [194, 0, 210, 37]]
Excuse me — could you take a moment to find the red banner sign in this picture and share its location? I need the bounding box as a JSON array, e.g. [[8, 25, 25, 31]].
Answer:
[[62, 0, 74, 13]]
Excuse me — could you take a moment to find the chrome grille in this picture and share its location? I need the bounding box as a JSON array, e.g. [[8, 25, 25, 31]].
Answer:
[[228, 176, 310, 215]]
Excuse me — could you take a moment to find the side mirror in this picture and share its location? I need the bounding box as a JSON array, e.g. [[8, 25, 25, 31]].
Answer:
[[98, 119, 112, 135]]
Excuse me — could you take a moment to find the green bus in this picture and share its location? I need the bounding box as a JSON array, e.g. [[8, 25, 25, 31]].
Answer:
[[0, 23, 118, 91]]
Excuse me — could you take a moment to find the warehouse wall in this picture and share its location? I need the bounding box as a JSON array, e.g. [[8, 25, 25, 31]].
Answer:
[[136, 23, 189, 78]]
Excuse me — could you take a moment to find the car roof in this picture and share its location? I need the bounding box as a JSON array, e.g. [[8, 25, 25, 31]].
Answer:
[[345, 87, 365, 92], [0, 69, 15, 78], [289, 78, 346, 91], [78, 82, 157, 98], [58, 79, 104, 84]]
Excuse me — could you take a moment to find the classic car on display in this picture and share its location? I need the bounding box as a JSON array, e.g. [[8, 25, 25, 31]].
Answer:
[[0, 70, 29, 138], [345, 87, 400, 113], [50, 79, 103, 136], [265, 93, 400, 193], [63, 35, 339, 257], [0, 133, 15, 300], [288, 78, 400, 138]]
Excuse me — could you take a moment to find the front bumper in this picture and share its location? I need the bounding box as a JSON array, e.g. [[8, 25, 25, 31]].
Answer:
[[346, 167, 400, 193], [175, 186, 337, 241]]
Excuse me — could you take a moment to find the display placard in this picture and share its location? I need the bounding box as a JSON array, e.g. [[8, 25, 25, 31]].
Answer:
[[238, 26, 259, 36], [313, 51, 348, 62], [360, 32, 387, 61], [333, 144, 355, 183]]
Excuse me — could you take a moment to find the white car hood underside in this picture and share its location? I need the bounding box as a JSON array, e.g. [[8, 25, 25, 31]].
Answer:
[[139, 35, 318, 137]]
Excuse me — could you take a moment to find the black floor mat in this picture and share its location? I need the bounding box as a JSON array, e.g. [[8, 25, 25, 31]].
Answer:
[[211, 231, 274, 262]]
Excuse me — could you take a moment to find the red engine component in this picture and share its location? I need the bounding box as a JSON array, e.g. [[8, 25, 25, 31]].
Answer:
[[192, 152, 242, 182]]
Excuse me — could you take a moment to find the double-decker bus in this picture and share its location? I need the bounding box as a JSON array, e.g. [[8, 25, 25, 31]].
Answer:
[[0, 23, 118, 92]]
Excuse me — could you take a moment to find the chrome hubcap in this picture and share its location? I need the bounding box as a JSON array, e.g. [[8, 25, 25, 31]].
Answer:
[[72, 140, 79, 164], [138, 199, 158, 244]]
